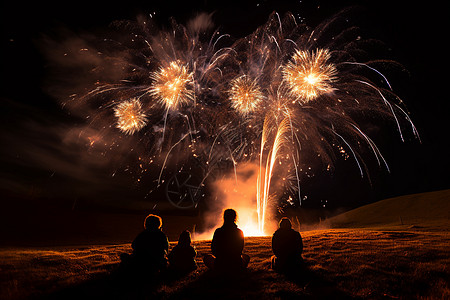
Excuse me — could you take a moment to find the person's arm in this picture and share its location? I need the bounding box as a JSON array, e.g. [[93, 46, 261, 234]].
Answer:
[[272, 232, 280, 257], [211, 230, 218, 256], [131, 232, 141, 250], [238, 229, 244, 253], [163, 233, 169, 254], [167, 247, 174, 261], [296, 232, 303, 255]]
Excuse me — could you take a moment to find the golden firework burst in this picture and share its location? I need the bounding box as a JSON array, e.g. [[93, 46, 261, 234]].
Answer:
[[229, 75, 265, 116], [114, 98, 147, 135], [150, 61, 194, 110], [282, 48, 337, 103]]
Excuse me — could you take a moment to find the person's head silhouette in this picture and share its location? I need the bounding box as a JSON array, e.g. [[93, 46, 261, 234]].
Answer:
[[144, 214, 162, 230], [178, 230, 192, 246], [223, 208, 237, 225], [279, 217, 292, 230]]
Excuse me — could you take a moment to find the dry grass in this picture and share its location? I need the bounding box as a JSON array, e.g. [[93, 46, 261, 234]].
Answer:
[[1, 228, 449, 299]]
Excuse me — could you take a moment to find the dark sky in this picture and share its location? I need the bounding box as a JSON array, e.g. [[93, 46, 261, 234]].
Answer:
[[0, 0, 448, 213]]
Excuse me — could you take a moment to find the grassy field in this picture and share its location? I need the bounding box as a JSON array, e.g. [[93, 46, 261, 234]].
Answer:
[[1, 229, 449, 299], [1, 190, 449, 299]]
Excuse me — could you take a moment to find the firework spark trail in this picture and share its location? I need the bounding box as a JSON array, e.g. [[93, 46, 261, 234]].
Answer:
[[285, 109, 302, 206], [55, 10, 419, 233], [350, 123, 390, 172], [355, 79, 405, 142], [257, 117, 290, 233], [340, 62, 393, 90], [332, 129, 364, 178], [158, 132, 190, 185]]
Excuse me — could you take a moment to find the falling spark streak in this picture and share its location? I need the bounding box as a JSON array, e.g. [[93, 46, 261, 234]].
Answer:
[[355, 79, 405, 142], [271, 36, 281, 52], [208, 125, 228, 161], [393, 103, 421, 142], [341, 62, 393, 90], [332, 129, 364, 178], [158, 132, 190, 185], [285, 38, 298, 47], [275, 12, 282, 33], [351, 124, 390, 172], [285, 109, 302, 206], [213, 34, 230, 49]]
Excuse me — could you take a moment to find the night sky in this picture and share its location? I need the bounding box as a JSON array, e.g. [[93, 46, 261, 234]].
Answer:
[[1, 0, 448, 216]]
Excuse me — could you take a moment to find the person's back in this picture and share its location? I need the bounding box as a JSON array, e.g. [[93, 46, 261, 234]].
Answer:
[[168, 230, 197, 274], [132, 229, 168, 262], [211, 221, 245, 269], [204, 209, 250, 272], [129, 214, 169, 271], [271, 218, 303, 272]]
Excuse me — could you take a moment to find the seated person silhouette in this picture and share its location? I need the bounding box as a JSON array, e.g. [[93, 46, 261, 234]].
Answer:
[[271, 217, 303, 273], [121, 214, 169, 274], [168, 230, 197, 274], [203, 208, 250, 272]]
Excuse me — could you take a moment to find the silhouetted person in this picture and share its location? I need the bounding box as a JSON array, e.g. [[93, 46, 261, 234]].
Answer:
[[203, 209, 250, 272], [271, 217, 303, 273], [168, 230, 197, 274], [121, 214, 169, 274]]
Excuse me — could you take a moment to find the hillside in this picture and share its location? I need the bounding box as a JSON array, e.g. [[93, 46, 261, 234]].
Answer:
[[327, 189, 450, 229]]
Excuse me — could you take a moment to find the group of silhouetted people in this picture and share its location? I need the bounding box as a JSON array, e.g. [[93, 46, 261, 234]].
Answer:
[[120, 208, 303, 277], [120, 214, 197, 276]]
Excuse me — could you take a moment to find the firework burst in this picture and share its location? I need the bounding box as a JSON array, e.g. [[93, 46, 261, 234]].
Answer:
[[282, 48, 337, 103], [113, 98, 147, 135], [229, 75, 265, 116], [150, 60, 195, 111]]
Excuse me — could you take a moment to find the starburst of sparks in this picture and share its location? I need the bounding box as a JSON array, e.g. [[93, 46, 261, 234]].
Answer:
[[282, 48, 337, 103], [150, 60, 195, 111], [229, 75, 265, 116], [113, 98, 147, 135]]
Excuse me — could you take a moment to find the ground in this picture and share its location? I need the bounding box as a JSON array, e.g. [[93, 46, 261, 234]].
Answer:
[[1, 228, 449, 299], [1, 190, 449, 299]]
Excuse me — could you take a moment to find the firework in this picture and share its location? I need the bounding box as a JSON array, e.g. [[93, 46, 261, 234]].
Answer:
[[282, 48, 337, 103], [56, 10, 419, 235], [113, 98, 147, 135], [150, 60, 195, 111], [257, 116, 291, 233], [229, 75, 265, 116]]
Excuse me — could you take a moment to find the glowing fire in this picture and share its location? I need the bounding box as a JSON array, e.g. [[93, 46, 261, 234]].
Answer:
[[192, 207, 266, 241], [239, 216, 266, 237]]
